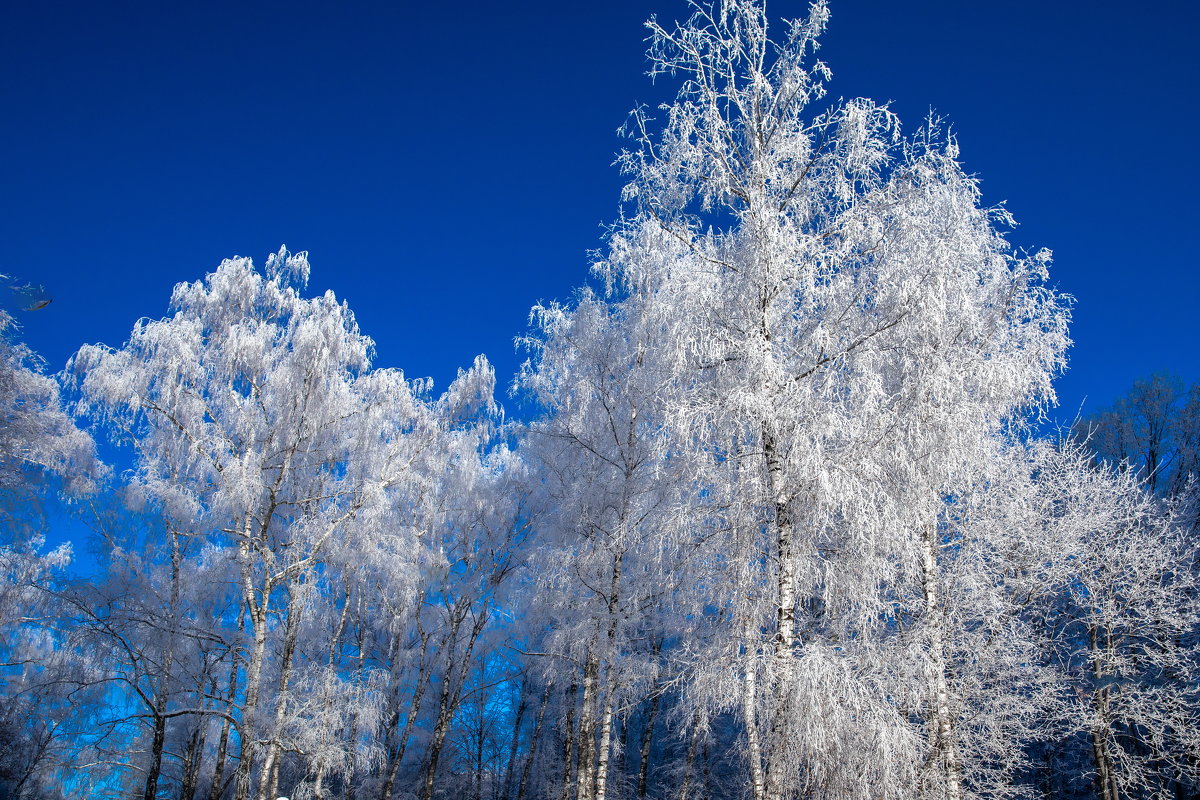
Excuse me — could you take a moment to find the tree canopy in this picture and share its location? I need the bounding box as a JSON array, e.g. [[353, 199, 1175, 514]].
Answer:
[[0, 3, 1196, 800]]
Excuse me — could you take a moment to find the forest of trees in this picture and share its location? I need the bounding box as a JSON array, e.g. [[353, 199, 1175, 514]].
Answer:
[[1, 2, 1197, 799]]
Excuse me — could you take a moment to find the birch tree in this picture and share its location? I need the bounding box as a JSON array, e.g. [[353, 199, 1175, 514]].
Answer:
[[600, 1, 1070, 797], [1037, 443, 1200, 800], [70, 248, 436, 800], [0, 293, 99, 798], [414, 367, 528, 800], [517, 289, 693, 800]]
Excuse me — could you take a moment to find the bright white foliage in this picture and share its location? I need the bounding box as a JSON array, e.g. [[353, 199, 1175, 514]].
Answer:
[[596, 0, 1072, 797], [518, 287, 698, 799], [1037, 441, 1200, 799], [68, 248, 500, 799], [70, 247, 431, 584], [2, 3, 1196, 800], [0, 309, 99, 502]]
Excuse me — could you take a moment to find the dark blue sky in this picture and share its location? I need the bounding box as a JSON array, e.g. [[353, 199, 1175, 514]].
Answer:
[[3, 0, 1197, 421]]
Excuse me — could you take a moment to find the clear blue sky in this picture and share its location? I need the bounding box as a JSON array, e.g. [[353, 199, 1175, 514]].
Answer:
[[3, 0, 1197, 421]]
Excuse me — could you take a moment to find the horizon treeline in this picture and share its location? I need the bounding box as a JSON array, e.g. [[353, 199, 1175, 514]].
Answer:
[[2, 2, 1199, 800]]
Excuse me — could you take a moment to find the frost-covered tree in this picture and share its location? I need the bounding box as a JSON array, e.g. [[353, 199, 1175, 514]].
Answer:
[[598, 1, 1070, 797], [408, 367, 528, 800], [1034, 442, 1200, 800], [6, 3, 1197, 799], [70, 249, 440, 800], [64, 248, 526, 800], [0, 536, 77, 800], [0, 293, 99, 799], [517, 289, 698, 800], [1074, 373, 1200, 499]]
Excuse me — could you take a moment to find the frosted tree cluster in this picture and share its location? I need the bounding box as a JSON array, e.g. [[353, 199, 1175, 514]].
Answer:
[[1, 2, 1197, 800]]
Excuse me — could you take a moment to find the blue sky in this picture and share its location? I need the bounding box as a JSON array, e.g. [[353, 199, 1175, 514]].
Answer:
[[2, 0, 1197, 422]]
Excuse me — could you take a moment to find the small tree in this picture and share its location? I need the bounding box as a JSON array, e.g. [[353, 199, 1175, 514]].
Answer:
[[1074, 372, 1200, 498], [0, 304, 98, 507], [1038, 442, 1200, 800]]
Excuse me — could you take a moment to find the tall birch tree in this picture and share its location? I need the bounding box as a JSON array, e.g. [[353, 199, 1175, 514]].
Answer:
[[599, 1, 1071, 797]]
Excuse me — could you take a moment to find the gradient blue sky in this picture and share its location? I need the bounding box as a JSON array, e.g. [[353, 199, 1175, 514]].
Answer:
[[3, 0, 1197, 422]]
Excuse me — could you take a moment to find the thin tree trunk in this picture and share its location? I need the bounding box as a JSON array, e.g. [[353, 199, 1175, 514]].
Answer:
[[576, 654, 599, 800], [475, 680, 487, 800], [592, 545, 625, 800], [517, 682, 553, 800], [258, 582, 305, 800], [234, 516, 271, 800], [761, 427, 797, 800], [319, 575, 354, 799], [143, 532, 184, 800], [423, 623, 461, 800], [303, 583, 350, 800], [1090, 624, 1120, 800], [423, 603, 488, 800], [676, 712, 703, 800], [235, 447, 293, 800], [382, 597, 431, 800], [209, 613, 244, 800], [593, 693, 616, 800], [921, 524, 963, 800], [742, 617, 766, 800], [636, 646, 664, 800], [502, 679, 529, 800], [340, 592, 367, 800], [702, 740, 713, 800], [381, 657, 430, 800], [617, 714, 629, 781], [561, 683, 578, 800], [180, 699, 209, 800], [143, 706, 168, 800]]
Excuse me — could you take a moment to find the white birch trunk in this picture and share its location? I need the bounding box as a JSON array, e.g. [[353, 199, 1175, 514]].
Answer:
[[561, 683, 578, 800], [576, 653, 599, 800], [257, 584, 305, 800], [921, 525, 963, 800], [235, 513, 270, 800], [594, 693, 616, 800], [762, 426, 797, 800], [743, 616, 766, 800]]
